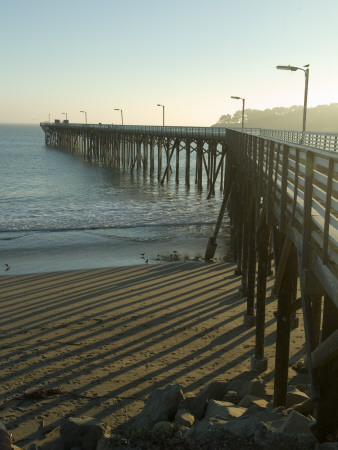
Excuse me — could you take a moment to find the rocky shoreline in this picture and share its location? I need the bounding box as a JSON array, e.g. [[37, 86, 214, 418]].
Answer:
[[3, 378, 337, 450]]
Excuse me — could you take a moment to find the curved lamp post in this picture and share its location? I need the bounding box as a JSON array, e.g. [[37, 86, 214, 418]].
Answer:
[[276, 64, 309, 134], [114, 108, 124, 125], [80, 110, 87, 124], [157, 104, 165, 126], [62, 112, 68, 121], [231, 96, 245, 129]]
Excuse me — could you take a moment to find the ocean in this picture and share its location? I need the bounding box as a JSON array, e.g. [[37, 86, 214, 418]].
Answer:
[[0, 124, 229, 275]]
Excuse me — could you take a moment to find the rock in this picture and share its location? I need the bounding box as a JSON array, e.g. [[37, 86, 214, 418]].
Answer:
[[184, 418, 228, 441], [286, 385, 310, 408], [175, 409, 195, 427], [179, 381, 229, 420], [278, 410, 314, 435], [239, 377, 266, 399], [0, 428, 11, 450], [151, 421, 177, 443], [204, 400, 246, 420], [255, 404, 288, 430], [222, 415, 261, 438], [315, 443, 338, 449], [134, 384, 184, 429], [97, 436, 138, 450], [287, 397, 314, 416], [255, 428, 317, 448], [238, 394, 268, 408], [222, 390, 241, 404], [195, 380, 230, 403], [60, 416, 110, 450], [178, 394, 206, 421]]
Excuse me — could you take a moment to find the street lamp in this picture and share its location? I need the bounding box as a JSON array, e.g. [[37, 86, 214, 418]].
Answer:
[[62, 112, 68, 121], [80, 110, 87, 124], [276, 64, 310, 133], [114, 108, 123, 125], [157, 104, 165, 126], [231, 96, 245, 129]]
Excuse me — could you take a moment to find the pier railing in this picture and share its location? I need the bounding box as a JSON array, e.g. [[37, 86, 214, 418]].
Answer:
[[40, 122, 228, 140], [41, 122, 338, 152], [228, 127, 338, 152]]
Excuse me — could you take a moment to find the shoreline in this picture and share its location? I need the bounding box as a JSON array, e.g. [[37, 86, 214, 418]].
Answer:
[[0, 227, 230, 276], [0, 263, 307, 448]]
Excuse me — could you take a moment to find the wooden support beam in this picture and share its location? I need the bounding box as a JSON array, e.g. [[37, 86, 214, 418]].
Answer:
[[246, 191, 256, 320], [204, 171, 234, 260], [316, 295, 338, 442], [274, 241, 297, 407], [207, 150, 226, 199], [273, 234, 292, 296], [160, 144, 176, 185], [253, 203, 269, 369], [312, 329, 338, 369]]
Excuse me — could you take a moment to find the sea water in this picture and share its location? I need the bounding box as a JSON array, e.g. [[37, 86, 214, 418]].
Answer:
[[0, 124, 229, 275]]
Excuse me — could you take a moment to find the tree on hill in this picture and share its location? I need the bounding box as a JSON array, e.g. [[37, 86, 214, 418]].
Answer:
[[212, 103, 338, 132]]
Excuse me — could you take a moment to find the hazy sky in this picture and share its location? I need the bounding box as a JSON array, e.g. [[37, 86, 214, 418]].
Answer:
[[1, 0, 337, 126]]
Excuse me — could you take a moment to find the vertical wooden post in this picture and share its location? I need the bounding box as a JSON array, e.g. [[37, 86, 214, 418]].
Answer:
[[241, 183, 249, 296], [143, 139, 148, 174], [317, 295, 338, 442], [252, 204, 269, 371], [158, 138, 162, 180], [234, 177, 243, 276], [176, 139, 180, 183], [150, 137, 154, 176], [196, 140, 203, 190], [274, 241, 297, 407], [185, 139, 190, 187], [245, 192, 256, 327]]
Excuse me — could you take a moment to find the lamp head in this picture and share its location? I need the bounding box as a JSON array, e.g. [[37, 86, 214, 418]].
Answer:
[[276, 65, 299, 71], [231, 96, 240, 99]]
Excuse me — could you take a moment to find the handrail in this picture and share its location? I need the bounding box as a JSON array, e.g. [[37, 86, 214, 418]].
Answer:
[[40, 122, 228, 140], [40, 122, 338, 151]]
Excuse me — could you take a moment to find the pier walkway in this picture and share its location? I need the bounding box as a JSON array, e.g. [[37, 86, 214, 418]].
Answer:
[[40, 122, 338, 441]]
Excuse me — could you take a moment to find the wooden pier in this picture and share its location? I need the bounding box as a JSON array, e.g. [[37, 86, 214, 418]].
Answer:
[[40, 121, 338, 441], [40, 123, 229, 196]]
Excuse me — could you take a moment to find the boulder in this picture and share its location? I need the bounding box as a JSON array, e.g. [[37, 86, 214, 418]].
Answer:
[[286, 385, 310, 408], [134, 384, 184, 429], [287, 397, 314, 416], [175, 409, 195, 428], [179, 381, 229, 420], [60, 416, 110, 450], [238, 394, 268, 408], [222, 415, 261, 438], [255, 428, 317, 448], [184, 418, 228, 441], [278, 409, 315, 435], [222, 390, 241, 404], [315, 443, 338, 449], [239, 377, 266, 399], [255, 404, 288, 430], [204, 400, 246, 420]]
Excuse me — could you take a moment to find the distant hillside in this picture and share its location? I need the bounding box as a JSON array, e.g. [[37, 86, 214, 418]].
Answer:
[[212, 103, 338, 132]]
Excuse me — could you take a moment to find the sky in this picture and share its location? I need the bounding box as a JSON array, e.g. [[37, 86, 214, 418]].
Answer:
[[1, 0, 338, 126]]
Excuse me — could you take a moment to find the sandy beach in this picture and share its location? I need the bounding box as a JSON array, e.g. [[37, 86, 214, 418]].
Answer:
[[0, 262, 307, 448]]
